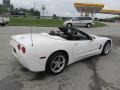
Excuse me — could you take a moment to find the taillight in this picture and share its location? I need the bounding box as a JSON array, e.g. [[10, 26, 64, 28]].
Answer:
[[22, 47, 26, 54], [17, 44, 21, 50]]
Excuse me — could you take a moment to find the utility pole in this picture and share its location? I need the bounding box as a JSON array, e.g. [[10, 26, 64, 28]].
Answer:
[[34, 2, 35, 11], [42, 4, 46, 17]]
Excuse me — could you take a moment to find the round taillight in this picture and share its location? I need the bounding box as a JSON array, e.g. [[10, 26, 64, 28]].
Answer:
[[17, 44, 21, 50], [22, 47, 26, 54]]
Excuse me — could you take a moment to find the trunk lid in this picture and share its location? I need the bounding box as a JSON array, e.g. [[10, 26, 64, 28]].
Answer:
[[11, 33, 64, 46]]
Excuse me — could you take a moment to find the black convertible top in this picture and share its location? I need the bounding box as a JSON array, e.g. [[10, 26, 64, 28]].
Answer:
[[49, 27, 92, 40]]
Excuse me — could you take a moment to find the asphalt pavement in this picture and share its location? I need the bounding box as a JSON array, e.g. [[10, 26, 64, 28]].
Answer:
[[0, 23, 120, 90]]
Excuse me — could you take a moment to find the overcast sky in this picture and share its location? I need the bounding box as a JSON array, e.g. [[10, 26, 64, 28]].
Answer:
[[0, 0, 120, 18]]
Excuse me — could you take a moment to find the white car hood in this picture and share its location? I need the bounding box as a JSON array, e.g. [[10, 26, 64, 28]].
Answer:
[[90, 34, 100, 38], [90, 34, 110, 41]]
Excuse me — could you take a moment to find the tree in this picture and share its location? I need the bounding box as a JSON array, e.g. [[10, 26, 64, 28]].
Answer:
[[30, 8, 34, 15], [52, 14, 57, 19], [0, 5, 9, 14], [34, 10, 40, 16]]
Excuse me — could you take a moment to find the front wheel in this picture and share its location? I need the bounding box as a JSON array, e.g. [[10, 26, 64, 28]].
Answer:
[[46, 52, 67, 75], [101, 41, 111, 55]]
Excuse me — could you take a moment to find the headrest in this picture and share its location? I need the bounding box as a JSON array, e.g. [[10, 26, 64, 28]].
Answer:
[[59, 27, 68, 33], [49, 31, 56, 35]]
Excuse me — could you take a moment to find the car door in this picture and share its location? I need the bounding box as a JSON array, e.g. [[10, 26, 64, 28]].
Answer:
[[72, 17, 81, 26], [72, 32, 99, 61], [0, 16, 3, 23], [78, 17, 85, 26]]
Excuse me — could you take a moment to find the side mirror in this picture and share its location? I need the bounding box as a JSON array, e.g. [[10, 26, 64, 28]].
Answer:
[[89, 36, 95, 40], [89, 37, 93, 40]]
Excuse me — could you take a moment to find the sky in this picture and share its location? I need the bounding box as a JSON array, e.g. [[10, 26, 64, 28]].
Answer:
[[0, 0, 120, 18]]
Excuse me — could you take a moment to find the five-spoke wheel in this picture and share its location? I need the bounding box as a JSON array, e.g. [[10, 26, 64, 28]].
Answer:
[[46, 52, 67, 75], [102, 41, 111, 55], [51, 55, 66, 73]]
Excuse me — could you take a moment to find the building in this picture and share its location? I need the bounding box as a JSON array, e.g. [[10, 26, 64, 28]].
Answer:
[[100, 10, 120, 15], [3, 0, 10, 7], [74, 1, 120, 17]]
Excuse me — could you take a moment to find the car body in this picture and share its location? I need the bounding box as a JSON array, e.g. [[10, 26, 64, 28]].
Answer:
[[0, 15, 10, 26], [10, 27, 112, 74], [63, 17, 95, 28]]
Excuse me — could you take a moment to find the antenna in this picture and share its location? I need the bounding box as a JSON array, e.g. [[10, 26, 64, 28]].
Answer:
[[31, 26, 34, 46], [34, 2, 35, 11]]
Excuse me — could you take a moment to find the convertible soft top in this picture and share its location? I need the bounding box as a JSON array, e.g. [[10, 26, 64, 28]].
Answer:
[[49, 27, 92, 40]]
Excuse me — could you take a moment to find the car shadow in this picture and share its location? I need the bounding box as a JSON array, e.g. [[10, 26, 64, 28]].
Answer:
[[28, 55, 101, 81]]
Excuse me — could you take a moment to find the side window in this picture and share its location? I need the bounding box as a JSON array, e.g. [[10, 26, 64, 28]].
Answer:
[[72, 17, 80, 21], [70, 31, 90, 41], [77, 32, 89, 40], [86, 17, 93, 20], [79, 17, 84, 20]]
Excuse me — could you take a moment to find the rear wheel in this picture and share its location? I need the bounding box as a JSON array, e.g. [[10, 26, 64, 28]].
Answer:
[[86, 23, 92, 28], [46, 52, 67, 75], [1, 24, 5, 26], [67, 23, 72, 27], [101, 41, 111, 55]]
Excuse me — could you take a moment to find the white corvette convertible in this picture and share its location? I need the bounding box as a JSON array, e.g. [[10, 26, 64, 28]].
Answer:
[[10, 27, 112, 74]]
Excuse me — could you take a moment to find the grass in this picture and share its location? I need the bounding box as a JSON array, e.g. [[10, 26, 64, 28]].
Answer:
[[94, 21, 106, 27], [9, 17, 64, 27], [9, 17, 106, 27]]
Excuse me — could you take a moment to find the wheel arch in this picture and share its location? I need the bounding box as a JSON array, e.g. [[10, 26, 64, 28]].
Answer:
[[101, 39, 112, 55], [101, 39, 112, 50], [105, 40, 112, 47], [85, 23, 92, 28], [86, 23, 92, 26], [67, 23, 72, 27], [46, 50, 69, 65]]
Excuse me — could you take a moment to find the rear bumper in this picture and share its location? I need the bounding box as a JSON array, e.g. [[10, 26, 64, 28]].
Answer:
[[0, 22, 7, 25], [11, 45, 47, 72]]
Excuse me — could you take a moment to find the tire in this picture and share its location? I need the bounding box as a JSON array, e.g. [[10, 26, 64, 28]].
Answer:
[[45, 52, 67, 75], [67, 23, 72, 27], [86, 23, 92, 28], [101, 41, 111, 55], [1, 24, 5, 26]]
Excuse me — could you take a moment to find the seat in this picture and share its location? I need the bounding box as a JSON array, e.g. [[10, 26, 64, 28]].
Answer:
[[49, 31, 56, 35], [59, 27, 68, 33]]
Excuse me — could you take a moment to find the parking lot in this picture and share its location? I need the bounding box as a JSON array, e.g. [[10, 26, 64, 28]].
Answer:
[[0, 23, 120, 90]]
